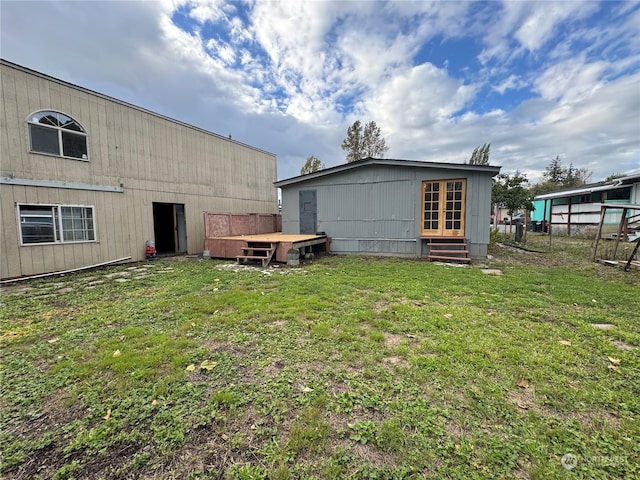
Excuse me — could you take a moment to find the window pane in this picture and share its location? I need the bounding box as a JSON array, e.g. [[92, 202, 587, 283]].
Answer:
[[20, 206, 55, 243], [32, 112, 61, 126], [29, 124, 59, 155], [61, 119, 83, 132], [60, 206, 95, 242], [62, 131, 88, 159]]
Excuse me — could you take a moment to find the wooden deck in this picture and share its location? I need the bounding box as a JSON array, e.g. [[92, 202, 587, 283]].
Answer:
[[205, 233, 329, 264], [213, 233, 322, 243]]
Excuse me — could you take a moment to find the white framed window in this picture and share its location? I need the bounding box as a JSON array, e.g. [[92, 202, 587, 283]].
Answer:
[[18, 204, 96, 245], [27, 110, 88, 160]]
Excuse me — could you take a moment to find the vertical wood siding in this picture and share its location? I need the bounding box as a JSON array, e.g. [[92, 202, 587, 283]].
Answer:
[[1, 62, 277, 278]]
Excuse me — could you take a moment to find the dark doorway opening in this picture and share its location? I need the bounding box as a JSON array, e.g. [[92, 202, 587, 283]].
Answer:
[[152, 202, 187, 255]]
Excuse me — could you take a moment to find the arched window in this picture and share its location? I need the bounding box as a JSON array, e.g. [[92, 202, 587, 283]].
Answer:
[[28, 110, 88, 160]]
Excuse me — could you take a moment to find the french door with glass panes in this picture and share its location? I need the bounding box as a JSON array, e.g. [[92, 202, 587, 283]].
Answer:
[[421, 179, 466, 237]]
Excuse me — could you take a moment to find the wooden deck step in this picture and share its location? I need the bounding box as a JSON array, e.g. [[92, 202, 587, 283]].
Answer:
[[424, 237, 471, 263], [428, 254, 472, 263], [236, 242, 277, 267], [429, 249, 470, 255]]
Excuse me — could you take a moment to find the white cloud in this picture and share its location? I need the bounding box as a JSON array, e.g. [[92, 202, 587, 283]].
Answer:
[[479, 1, 598, 65], [362, 63, 477, 135], [0, 0, 637, 184], [514, 2, 596, 52], [534, 56, 607, 104], [186, 0, 229, 24], [492, 74, 528, 95]]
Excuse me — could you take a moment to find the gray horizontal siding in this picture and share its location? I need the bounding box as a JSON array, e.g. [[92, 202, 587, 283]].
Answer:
[[280, 163, 495, 258], [330, 238, 418, 256]]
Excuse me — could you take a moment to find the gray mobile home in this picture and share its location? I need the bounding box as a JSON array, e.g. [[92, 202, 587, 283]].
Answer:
[[275, 158, 500, 261], [1, 60, 277, 279]]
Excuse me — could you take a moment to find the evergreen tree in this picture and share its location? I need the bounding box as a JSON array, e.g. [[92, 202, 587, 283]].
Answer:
[[543, 155, 565, 184]]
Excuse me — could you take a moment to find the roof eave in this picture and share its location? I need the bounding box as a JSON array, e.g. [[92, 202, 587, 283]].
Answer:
[[274, 158, 501, 187]]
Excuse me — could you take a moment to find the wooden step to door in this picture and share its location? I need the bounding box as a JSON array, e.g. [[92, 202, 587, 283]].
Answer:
[[236, 242, 277, 268], [423, 237, 471, 263]]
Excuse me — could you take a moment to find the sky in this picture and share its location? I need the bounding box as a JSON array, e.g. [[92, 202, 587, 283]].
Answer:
[[1, 0, 639, 183]]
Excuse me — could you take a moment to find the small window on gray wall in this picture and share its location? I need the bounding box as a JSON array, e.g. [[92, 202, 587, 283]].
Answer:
[[28, 110, 88, 160]]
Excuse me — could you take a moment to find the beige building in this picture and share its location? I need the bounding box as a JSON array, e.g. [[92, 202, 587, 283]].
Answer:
[[0, 60, 278, 279]]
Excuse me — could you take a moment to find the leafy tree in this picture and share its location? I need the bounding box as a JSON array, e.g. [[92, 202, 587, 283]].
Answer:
[[342, 120, 363, 163], [468, 143, 491, 165], [563, 162, 592, 188], [530, 156, 593, 196], [341, 120, 389, 163], [300, 155, 324, 175], [493, 172, 534, 228]]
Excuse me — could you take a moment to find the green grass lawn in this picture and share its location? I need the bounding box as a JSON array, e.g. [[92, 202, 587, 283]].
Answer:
[[1, 237, 638, 479]]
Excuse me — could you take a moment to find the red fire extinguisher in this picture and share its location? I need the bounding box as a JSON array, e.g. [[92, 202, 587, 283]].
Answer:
[[145, 240, 156, 259]]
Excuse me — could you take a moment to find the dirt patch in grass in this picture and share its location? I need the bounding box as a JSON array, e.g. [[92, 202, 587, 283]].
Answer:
[[9, 389, 84, 438], [266, 319, 287, 328], [0, 285, 35, 296], [610, 339, 634, 350], [260, 358, 286, 377], [7, 418, 140, 480], [201, 339, 253, 358], [383, 332, 404, 349], [158, 427, 232, 479], [373, 298, 391, 312], [74, 443, 141, 479], [507, 387, 545, 415], [507, 388, 622, 430], [350, 442, 400, 469], [571, 410, 622, 430], [9, 442, 67, 480], [382, 356, 410, 368]]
